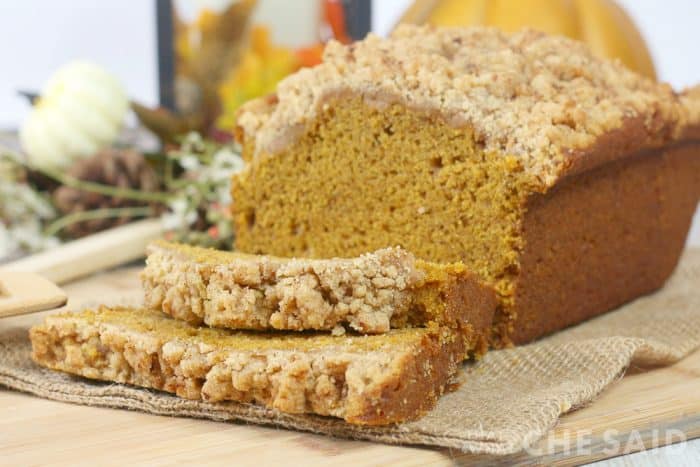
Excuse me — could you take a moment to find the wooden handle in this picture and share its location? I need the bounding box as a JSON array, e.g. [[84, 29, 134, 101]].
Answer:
[[0, 271, 67, 317], [1, 219, 164, 285]]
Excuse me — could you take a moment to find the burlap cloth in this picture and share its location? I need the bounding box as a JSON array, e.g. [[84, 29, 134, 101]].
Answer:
[[1, 249, 699, 455]]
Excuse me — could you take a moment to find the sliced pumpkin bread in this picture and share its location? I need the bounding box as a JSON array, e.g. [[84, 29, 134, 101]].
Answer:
[[141, 241, 496, 339], [30, 306, 473, 425]]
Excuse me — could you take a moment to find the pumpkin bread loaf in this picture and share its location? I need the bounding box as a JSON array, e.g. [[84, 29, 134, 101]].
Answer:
[[30, 307, 474, 425], [232, 25, 700, 346], [141, 241, 497, 340]]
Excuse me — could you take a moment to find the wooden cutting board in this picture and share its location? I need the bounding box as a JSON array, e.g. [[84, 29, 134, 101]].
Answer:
[[1, 266, 698, 466]]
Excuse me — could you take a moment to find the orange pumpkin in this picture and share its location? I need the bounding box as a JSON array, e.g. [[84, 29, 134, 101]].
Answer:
[[399, 0, 656, 79]]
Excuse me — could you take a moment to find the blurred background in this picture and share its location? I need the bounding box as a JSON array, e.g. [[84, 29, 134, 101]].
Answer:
[[2, 0, 699, 127], [1, 0, 698, 260]]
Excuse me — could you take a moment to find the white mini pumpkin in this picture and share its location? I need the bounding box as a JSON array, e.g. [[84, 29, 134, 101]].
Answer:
[[20, 61, 129, 171]]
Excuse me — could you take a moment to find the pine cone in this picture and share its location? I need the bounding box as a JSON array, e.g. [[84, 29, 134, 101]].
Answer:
[[52, 148, 161, 238]]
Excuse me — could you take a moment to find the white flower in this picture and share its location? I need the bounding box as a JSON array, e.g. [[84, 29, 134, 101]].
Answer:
[[179, 154, 201, 171]]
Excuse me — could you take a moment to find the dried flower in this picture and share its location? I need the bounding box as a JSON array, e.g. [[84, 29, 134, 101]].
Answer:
[[1, 130, 244, 260], [0, 151, 59, 260], [161, 132, 245, 248]]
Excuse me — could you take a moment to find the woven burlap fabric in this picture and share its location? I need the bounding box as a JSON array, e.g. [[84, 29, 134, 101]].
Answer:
[[1, 249, 699, 455]]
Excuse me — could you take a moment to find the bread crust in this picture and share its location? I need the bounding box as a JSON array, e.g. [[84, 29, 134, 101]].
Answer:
[[505, 139, 700, 344]]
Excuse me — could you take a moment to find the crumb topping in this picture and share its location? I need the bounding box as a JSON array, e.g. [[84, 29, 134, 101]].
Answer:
[[238, 25, 684, 187], [142, 241, 433, 333], [681, 85, 700, 127]]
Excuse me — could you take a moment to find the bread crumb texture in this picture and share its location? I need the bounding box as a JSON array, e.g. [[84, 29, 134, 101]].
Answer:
[[238, 25, 685, 187], [234, 95, 529, 306]]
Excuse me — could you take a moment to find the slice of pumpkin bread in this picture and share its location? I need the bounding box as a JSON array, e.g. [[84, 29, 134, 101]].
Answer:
[[141, 241, 496, 339], [30, 307, 471, 425]]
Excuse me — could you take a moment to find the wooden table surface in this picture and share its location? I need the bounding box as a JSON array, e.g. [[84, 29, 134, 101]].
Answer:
[[1, 266, 699, 466]]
